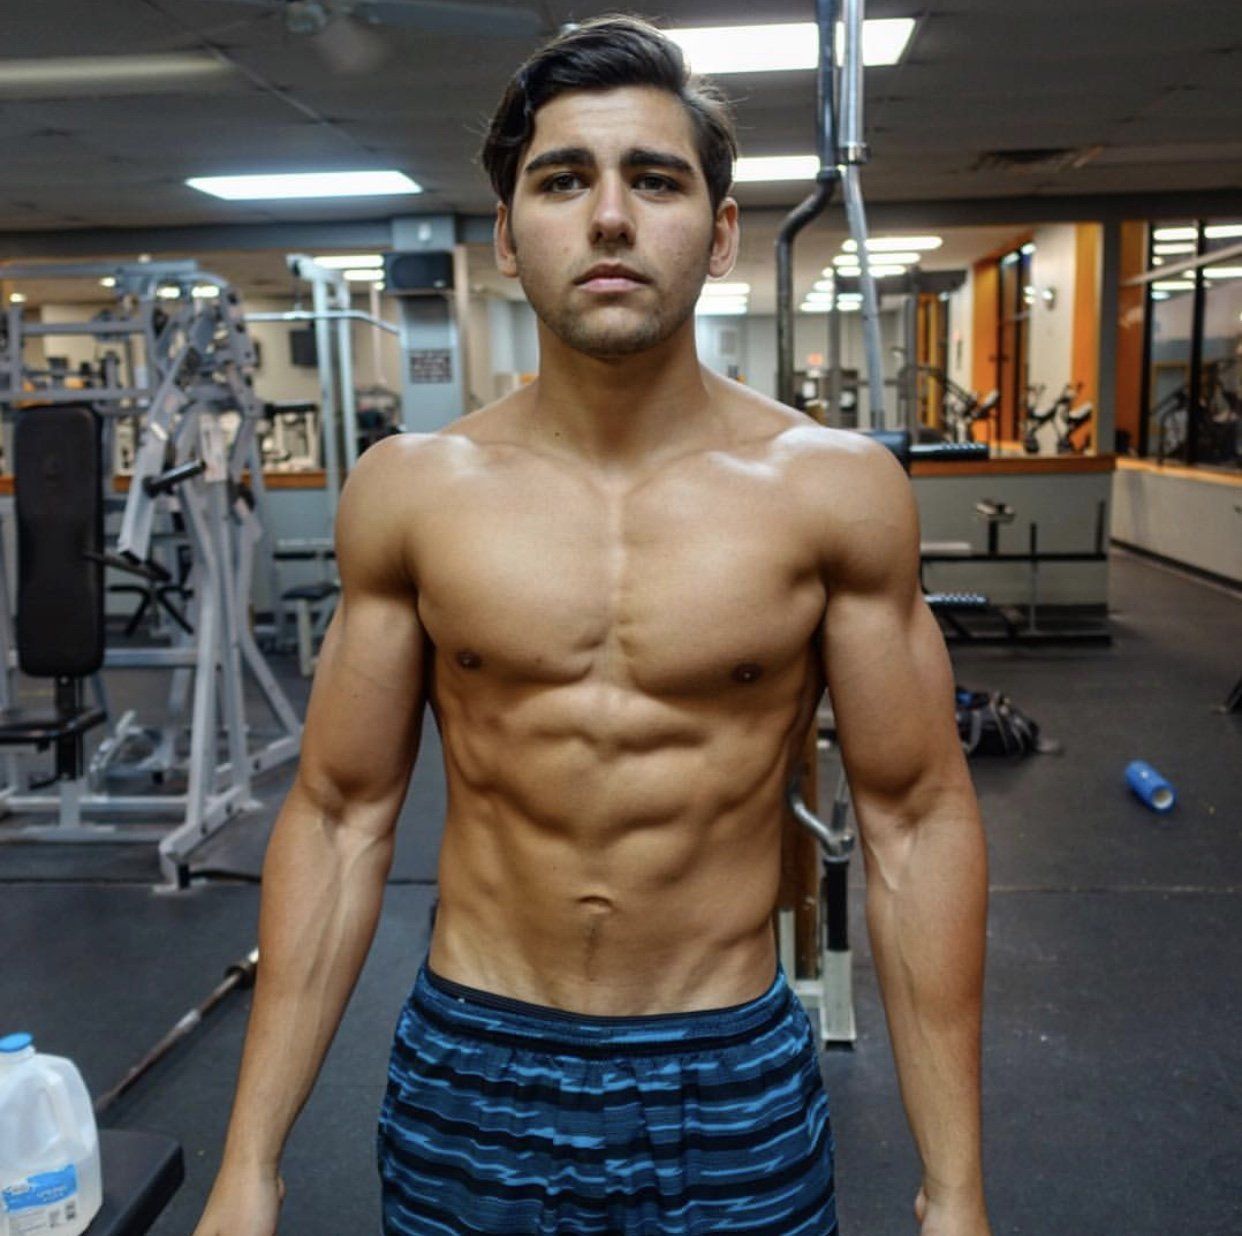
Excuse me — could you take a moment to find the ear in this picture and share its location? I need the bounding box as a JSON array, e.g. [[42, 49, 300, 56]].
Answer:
[[707, 196, 740, 279], [494, 203, 518, 279]]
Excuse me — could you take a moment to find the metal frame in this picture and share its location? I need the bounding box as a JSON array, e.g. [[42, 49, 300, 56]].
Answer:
[[0, 262, 302, 889], [773, 0, 876, 1047]]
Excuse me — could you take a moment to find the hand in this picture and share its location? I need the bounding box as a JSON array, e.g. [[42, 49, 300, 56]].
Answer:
[[914, 1183, 992, 1236], [190, 1165, 286, 1236]]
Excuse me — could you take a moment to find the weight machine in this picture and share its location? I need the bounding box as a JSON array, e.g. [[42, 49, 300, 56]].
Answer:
[[0, 261, 302, 889], [245, 255, 404, 675]]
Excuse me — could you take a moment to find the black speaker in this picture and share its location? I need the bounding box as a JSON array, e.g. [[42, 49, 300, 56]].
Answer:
[[289, 327, 318, 367], [383, 250, 454, 294]]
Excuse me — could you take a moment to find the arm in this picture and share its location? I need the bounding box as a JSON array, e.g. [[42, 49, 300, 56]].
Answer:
[[815, 436, 990, 1232], [194, 436, 431, 1234]]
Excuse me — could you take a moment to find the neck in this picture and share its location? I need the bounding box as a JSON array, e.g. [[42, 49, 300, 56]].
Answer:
[[524, 318, 717, 471]]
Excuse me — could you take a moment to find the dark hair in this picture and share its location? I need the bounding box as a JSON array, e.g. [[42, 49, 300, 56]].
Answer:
[[479, 14, 737, 215]]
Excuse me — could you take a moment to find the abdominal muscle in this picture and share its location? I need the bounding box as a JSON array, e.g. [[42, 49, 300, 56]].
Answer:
[[424, 677, 810, 1016]]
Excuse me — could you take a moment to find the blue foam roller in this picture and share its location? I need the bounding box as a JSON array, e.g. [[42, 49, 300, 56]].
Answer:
[[1125, 759, 1176, 813]]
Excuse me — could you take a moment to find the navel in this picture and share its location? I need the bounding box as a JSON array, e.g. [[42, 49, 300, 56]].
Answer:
[[456, 649, 483, 670], [732, 661, 764, 684]]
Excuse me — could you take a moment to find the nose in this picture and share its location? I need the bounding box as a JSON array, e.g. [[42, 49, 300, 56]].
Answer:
[[588, 172, 636, 247]]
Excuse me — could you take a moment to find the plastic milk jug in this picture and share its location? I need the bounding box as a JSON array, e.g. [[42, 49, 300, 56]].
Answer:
[[0, 1033, 102, 1236]]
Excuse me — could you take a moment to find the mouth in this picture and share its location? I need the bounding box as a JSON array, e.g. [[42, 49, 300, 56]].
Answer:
[[575, 266, 650, 293]]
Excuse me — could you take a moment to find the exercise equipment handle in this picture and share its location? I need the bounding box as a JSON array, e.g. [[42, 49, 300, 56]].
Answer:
[[911, 442, 990, 462], [142, 458, 207, 497]]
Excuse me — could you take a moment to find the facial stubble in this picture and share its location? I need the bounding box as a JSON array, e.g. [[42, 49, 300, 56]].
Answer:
[[510, 222, 716, 361]]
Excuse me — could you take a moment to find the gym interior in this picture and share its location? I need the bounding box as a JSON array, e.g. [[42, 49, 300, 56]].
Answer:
[[1, 2, 1239, 1233]]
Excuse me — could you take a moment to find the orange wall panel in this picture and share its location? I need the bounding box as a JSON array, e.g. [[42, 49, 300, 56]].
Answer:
[[1114, 221, 1148, 452], [1071, 223, 1101, 414]]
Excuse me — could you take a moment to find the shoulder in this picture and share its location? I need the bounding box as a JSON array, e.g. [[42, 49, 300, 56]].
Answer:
[[770, 421, 919, 591]]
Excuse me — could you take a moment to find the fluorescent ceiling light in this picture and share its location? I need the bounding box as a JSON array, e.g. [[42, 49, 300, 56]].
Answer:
[[696, 302, 747, 315], [834, 251, 920, 266], [314, 254, 384, 269], [1151, 291, 1170, 301], [1152, 226, 1197, 242], [802, 301, 859, 313], [667, 19, 915, 74], [100, 277, 116, 288], [155, 286, 182, 299], [733, 155, 820, 182], [8, 293, 26, 305], [1152, 281, 1195, 292], [344, 268, 384, 281], [1205, 224, 1242, 240], [843, 236, 942, 252], [192, 285, 221, 299], [834, 263, 907, 278], [701, 281, 751, 296], [1020, 242, 1037, 256], [186, 171, 421, 200], [0, 53, 228, 97], [1153, 242, 1195, 256], [1204, 267, 1242, 279]]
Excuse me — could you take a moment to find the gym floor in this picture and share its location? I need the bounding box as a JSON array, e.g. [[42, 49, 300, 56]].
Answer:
[[2, 546, 1238, 1235]]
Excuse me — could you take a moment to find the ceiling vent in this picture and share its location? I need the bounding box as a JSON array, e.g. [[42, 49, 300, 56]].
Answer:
[[974, 145, 1103, 175]]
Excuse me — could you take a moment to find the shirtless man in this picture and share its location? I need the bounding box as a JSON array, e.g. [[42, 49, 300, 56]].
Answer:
[[193, 16, 990, 1236]]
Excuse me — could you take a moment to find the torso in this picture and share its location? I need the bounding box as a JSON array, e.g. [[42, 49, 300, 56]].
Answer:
[[411, 376, 841, 1015]]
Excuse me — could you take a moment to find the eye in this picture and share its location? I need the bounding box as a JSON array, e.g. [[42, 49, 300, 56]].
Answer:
[[541, 172, 584, 192], [635, 174, 678, 192]]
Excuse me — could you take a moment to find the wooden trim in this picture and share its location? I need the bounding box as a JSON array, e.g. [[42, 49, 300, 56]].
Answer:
[[1116, 457, 1242, 488], [0, 469, 327, 496], [912, 452, 1116, 478]]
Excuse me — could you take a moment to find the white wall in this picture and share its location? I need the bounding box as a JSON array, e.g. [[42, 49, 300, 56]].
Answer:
[[1111, 466, 1242, 584], [1027, 224, 1078, 400]]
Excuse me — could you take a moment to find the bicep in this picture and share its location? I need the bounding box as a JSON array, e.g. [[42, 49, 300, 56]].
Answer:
[[295, 438, 431, 830], [818, 442, 968, 828], [298, 586, 428, 823]]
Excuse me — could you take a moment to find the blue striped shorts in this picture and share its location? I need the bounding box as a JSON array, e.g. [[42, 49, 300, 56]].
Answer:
[[376, 956, 838, 1234]]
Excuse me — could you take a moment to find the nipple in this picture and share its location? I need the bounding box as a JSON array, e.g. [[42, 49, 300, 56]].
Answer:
[[456, 649, 482, 670], [732, 662, 763, 684]]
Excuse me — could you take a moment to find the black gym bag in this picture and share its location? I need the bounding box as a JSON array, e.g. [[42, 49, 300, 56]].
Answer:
[[954, 686, 1060, 757]]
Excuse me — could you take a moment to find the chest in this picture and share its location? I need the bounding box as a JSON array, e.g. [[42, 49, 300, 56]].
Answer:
[[413, 454, 827, 696]]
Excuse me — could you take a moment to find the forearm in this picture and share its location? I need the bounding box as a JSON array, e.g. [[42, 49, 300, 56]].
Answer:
[[219, 778, 395, 1174], [862, 789, 989, 1199]]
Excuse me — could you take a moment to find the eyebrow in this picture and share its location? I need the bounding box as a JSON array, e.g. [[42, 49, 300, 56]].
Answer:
[[522, 146, 696, 178]]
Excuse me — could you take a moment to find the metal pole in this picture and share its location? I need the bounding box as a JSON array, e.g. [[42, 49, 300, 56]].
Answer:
[[840, 0, 886, 430], [776, 0, 840, 409], [335, 281, 359, 473], [368, 283, 386, 386], [311, 276, 342, 530], [903, 292, 919, 435]]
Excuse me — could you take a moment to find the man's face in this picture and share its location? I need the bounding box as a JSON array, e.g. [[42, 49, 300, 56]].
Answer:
[[494, 85, 738, 360]]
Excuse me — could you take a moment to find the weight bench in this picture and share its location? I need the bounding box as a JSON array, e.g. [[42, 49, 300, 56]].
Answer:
[[1, 408, 186, 1230], [89, 1129, 184, 1235], [0, 405, 108, 827]]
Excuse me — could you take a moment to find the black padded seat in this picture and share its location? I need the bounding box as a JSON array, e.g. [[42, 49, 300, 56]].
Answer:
[[0, 704, 106, 747]]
